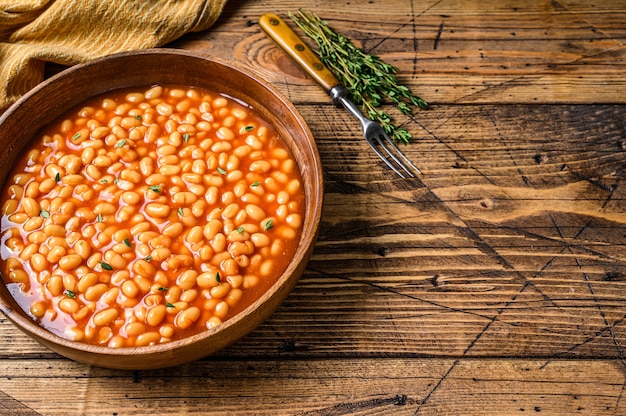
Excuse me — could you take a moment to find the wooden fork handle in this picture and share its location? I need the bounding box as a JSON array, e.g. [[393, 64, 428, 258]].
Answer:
[[259, 13, 341, 93]]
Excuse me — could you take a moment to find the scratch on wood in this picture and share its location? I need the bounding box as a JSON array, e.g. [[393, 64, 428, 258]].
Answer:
[[578, 257, 626, 361], [434, 21, 444, 50], [410, 0, 444, 76], [0, 389, 44, 415], [540, 216, 626, 369], [568, 169, 615, 192], [540, 313, 626, 369], [296, 394, 415, 415], [413, 359, 460, 414]]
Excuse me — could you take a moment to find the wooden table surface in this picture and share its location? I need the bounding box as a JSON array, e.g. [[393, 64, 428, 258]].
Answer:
[[2, 0, 626, 414]]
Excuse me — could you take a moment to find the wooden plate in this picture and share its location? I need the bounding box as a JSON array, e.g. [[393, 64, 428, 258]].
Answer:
[[0, 49, 323, 369]]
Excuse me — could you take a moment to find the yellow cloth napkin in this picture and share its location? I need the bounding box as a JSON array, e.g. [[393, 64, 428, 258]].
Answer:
[[0, 0, 228, 111]]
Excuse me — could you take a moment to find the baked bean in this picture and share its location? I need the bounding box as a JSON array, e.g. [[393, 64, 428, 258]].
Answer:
[[92, 308, 118, 326], [174, 306, 200, 330], [197, 271, 220, 289], [46, 246, 66, 264], [226, 288, 243, 307], [185, 226, 203, 244], [133, 277, 150, 294], [58, 298, 80, 317], [95, 202, 116, 215], [245, 204, 266, 222], [30, 301, 46, 318], [28, 231, 47, 244], [172, 191, 197, 205], [210, 282, 231, 299], [151, 247, 171, 262], [44, 224, 66, 237], [275, 204, 288, 220], [206, 316, 222, 329], [145, 86, 163, 100], [30, 253, 49, 273], [179, 289, 198, 303], [2, 199, 18, 215], [177, 270, 198, 291], [133, 259, 156, 278], [6, 263, 28, 282], [162, 222, 183, 238], [77, 273, 99, 293], [74, 240, 91, 260], [214, 301, 229, 319], [144, 203, 170, 218], [125, 322, 146, 337], [146, 304, 167, 327], [120, 280, 139, 299], [62, 274, 78, 292], [1, 84, 305, 348], [84, 283, 108, 302], [23, 216, 43, 232], [100, 287, 120, 305], [59, 254, 83, 271], [226, 274, 243, 289], [250, 233, 271, 248], [104, 250, 127, 269], [21, 197, 40, 217], [46, 275, 64, 296], [136, 331, 160, 347]]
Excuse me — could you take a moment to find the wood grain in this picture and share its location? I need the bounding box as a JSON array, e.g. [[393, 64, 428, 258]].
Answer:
[[0, 358, 624, 415], [2, 0, 626, 414]]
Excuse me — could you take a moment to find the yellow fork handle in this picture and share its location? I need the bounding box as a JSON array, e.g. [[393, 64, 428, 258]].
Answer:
[[259, 13, 341, 93]]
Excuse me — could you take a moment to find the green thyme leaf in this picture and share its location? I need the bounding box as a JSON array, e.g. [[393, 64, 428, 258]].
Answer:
[[115, 139, 126, 149], [166, 302, 175, 308], [145, 255, 153, 262], [134, 115, 142, 120], [40, 210, 50, 219], [148, 185, 161, 192], [99, 262, 113, 271], [264, 219, 274, 231], [158, 287, 168, 292], [244, 125, 255, 131], [217, 167, 226, 175], [251, 181, 261, 187], [289, 10, 428, 144], [71, 133, 81, 141], [183, 133, 190, 143], [97, 213, 103, 223], [55, 172, 61, 182], [64, 289, 76, 298], [123, 238, 132, 247], [237, 226, 245, 234], [177, 207, 184, 216], [215, 272, 221, 283]]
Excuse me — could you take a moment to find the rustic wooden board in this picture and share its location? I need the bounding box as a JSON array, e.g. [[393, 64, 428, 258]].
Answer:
[[2, 0, 626, 414], [181, 0, 626, 105], [0, 358, 624, 415]]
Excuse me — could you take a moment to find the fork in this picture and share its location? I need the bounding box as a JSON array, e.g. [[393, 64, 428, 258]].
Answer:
[[259, 13, 421, 178]]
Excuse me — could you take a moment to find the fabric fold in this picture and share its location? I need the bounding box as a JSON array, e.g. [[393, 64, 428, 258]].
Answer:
[[0, 0, 227, 111]]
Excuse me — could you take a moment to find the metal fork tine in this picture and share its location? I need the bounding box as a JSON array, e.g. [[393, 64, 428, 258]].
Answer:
[[330, 87, 422, 179], [374, 133, 419, 178], [368, 139, 408, 178], [378, 133, 422, 176]]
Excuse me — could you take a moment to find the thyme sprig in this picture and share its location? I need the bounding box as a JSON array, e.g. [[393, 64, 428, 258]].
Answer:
[[289, 10, 428, 144]]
